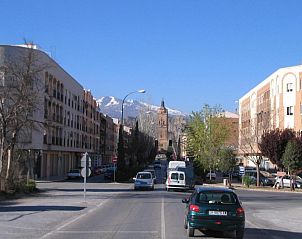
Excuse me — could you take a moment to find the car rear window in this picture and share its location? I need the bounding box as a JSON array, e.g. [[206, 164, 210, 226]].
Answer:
[[179, 173, 184, 180], [70, 169, 79, 173], [137, 173, 151, 179], [171, 173, 178, 180], [197, 192, 237, 205]]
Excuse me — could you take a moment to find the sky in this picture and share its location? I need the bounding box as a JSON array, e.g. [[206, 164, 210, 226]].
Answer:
[[2, 0, 302, 114]]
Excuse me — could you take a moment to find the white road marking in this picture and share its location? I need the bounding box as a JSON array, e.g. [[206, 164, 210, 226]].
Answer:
[[57, 230, 158, 234], [161, 197, 166, 239], [40, 199, 108, 238]]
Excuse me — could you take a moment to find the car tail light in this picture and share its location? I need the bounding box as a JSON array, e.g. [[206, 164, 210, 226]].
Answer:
[[189, 204, 200, 212], [236, 207, 245, 216], [168, 176, 170, 184]]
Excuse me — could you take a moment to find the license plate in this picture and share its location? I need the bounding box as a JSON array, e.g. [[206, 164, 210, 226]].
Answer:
[[209, 211, 227, 216]]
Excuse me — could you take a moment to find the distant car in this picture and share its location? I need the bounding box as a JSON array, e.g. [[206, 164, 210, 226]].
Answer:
[[133, 172, 154, 190], [245, 171, 274, 186], [206, 172, 216, 180], [104, 168, 115, 180], [153, 161, 162, 169], [67, 169, 81, 179], [182, 187, 245, 238], [166, 170, 186, 191], [275, 175, 302, 188], [144, 169, 157, 184]]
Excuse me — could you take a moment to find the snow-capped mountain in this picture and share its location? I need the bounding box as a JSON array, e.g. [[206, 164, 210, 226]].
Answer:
[[97, 96, 186, 119]]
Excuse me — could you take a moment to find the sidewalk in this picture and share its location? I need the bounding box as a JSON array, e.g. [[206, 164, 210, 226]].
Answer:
[[36, 176, 67, 183], [203, 181, 302, 193]]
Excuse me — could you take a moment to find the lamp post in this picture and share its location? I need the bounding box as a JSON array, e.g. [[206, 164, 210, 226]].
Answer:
[[117, 89, 146, 180], [121, 89, 146, 126]]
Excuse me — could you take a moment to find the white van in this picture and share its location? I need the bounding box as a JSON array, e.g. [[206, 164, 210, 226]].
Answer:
[[168, 161, 186, 170], [166, 170, 186, 191]]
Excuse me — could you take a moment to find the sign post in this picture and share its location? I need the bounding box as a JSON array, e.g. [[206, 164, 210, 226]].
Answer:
[[81, 152, 91, 202], [112, 155, 117, 183]]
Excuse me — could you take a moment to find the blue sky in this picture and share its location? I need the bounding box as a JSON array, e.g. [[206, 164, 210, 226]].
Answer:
[[1, 0, 302, 114]]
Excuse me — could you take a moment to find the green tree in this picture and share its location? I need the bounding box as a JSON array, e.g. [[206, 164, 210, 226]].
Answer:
[[282, 138, 302, 190], [218, 147, 237, 187], [186, 104, 230, 176]]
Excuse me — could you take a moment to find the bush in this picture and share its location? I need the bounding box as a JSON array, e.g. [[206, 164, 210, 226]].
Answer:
[[242, 175, 254, 188], [20, 179, 37, 193]]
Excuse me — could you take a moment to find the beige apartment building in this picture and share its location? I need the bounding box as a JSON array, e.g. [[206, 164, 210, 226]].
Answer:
[[239, 64, 302, 169], [0, 44, 116, 179]]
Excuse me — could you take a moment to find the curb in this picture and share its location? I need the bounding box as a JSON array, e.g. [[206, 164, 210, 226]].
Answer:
[[202, 183, 302, 193]]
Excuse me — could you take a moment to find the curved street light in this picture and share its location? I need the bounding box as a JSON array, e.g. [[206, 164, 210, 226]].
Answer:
[[121, 89, 146, 126]]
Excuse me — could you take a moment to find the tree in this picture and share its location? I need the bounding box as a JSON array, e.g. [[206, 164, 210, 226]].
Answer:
[[186, 104, 230, 177], [218, 147, 237, 187], [0, 43, 48, 192], [117, 124, 126, 181], [259, 128, 295, 170], [282, 138, 302, 190]]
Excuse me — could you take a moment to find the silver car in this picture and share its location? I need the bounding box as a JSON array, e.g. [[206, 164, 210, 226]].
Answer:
[[275, 175, 302, 188], [133, 172, 154, 190]]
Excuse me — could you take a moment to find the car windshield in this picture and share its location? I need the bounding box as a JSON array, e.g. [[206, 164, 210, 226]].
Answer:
[[197, 192, 237, 205], [69, 169, 79, 173], [137, 173, 151, 179]]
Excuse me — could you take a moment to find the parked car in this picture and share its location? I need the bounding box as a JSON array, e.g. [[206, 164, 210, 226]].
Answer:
[[244, 171, 274, 186], [104, 168, 115, 180], [182, 187, 245, 238], [133, 172, 154, 190], [67, 169, 81, 179], [275, 175, 302, 188], [206, 172, 216, 181]]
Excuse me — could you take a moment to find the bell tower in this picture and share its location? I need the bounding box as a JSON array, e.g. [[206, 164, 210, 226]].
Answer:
[[157, 99, 169, 151]]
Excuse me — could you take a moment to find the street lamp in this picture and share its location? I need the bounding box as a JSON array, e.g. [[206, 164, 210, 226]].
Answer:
[[121, 89, 146, 126], [117, 89, 146, 179]]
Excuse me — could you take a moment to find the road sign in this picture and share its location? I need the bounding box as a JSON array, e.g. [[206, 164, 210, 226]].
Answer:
[[81, 168, 91, 177], [239, 166, 245, 176], [81, 152, 91, 168], [112, 156, 117, 163]]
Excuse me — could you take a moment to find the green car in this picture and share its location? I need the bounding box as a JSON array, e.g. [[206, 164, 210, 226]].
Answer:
[[182, 187, 245, 238]]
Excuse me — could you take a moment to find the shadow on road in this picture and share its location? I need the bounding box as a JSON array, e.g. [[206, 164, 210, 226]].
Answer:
[[244, 228, 302, 239], [191, 228, 302, 239], [0, 205, 85, 212]]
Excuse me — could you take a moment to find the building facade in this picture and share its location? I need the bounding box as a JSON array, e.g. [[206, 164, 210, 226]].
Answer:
[[0, 44, 115, 179], [239, 65, 302, 169]]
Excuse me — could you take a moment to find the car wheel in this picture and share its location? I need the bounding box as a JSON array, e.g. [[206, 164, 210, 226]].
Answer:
[[187, 222, 194, 237], [152, 186, 154, 190], [184, 218, 188, 229], [234, 229, 244, 239]]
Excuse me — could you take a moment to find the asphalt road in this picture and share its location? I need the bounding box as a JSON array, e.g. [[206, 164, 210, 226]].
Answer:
[[0, 169, 302, 239]]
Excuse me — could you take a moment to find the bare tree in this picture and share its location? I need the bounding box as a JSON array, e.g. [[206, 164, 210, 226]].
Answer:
[[239, 95, 273, 187], [0, 43, 48, 192]]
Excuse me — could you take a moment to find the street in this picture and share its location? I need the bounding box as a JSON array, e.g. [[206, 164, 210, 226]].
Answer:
[[0, 172, 302, 239]]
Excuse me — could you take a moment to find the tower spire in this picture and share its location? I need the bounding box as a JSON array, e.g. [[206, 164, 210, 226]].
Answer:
[[161, 98, 165, 108]]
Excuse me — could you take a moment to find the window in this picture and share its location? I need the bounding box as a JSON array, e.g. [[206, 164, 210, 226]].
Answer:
[[287, 83, 293, 92], [287, 106, 293, 115]]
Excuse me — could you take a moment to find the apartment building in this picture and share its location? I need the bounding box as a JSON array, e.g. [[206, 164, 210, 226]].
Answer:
[[0, 44, 114, 179], [239, 64, 302, 169]]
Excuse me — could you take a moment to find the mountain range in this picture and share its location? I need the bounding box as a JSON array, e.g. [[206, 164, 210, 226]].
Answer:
[[97, 96, 186, 119]]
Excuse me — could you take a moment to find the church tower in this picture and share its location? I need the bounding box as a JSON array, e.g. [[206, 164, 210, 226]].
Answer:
[[157, 99, 169, 152]]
